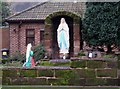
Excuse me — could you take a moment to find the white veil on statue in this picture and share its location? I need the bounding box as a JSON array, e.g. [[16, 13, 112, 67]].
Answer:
[[26, 43, 32, 62], [23, 43, 32, 67]]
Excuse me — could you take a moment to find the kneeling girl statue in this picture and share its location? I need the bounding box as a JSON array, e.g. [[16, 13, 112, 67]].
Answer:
[[23, 43, 35, 67], [57, 18, 69, 59]]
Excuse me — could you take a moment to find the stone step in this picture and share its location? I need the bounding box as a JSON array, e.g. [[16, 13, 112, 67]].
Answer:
[[38, 58, 118, 68], [49, 59, 71, 63], [35, 66, 71, 70], [39, 59, 71, 67]]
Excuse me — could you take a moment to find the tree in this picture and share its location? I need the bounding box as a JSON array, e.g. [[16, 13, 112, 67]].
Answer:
[[116, 2, 120, 50], [0, 1, 11, 26], [82, 2, 119, 53]]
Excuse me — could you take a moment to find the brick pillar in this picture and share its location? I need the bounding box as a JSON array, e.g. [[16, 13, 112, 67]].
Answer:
[[35, 24, 41, 45], [73, 24, 80, 56], [9, 24, 19, 55], [19, 25, 26, 54], [44, 24, 52, 57]]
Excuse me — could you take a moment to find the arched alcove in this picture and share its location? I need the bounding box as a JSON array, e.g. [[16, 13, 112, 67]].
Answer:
[[44, 11, 81, 59]]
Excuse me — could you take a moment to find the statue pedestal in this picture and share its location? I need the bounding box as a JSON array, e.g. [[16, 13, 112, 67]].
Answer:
[[59, 53, 70, 59]]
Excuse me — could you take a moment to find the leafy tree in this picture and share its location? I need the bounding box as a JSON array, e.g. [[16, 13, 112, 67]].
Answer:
[[82, 2, 119, 53], [0, 1, 11, 26], [116, 2, 120, 50]]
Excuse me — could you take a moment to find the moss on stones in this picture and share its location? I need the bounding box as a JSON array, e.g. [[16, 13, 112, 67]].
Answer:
[[97, 69, 117, 78], [68, 78, 86, 86], [87, 60, 106, 68], [106, 79, 118, 86], [38, 69, 54, 77], [71, 60, 86, 68], [107, 61, 118, 68], [48, 78, 68, 85], [2, 68, 20, 77], [45, 11, 80, 24], [20, 69, 37, 77], [55, 70, 75, 85], [85, 78, 107, 86], [118, 60, 120, 69], [2, 77, 11, 85], [75, 69, 96, 78]]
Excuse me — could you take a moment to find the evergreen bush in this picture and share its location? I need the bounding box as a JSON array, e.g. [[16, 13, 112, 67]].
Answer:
[[33, 44, 46, 62], [11, 51, 25, 63]]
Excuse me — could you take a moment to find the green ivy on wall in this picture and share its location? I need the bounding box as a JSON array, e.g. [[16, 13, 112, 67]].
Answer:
[[45, 11, 80, 24]]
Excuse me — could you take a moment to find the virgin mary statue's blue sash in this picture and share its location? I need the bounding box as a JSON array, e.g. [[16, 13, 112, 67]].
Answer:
[[59, 28, 68, 49]]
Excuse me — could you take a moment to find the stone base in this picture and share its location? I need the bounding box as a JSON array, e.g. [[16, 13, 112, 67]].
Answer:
[[59, 53, 70, 59]]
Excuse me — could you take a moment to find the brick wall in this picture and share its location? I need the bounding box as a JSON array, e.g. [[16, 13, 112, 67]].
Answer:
[[73, 24, 80, 56], [9, 23, 44, 55], [19, 23, 41, 54], [2, 28, 10, 49], [9, 24, 19, 55], [0, 27, 9, 58]]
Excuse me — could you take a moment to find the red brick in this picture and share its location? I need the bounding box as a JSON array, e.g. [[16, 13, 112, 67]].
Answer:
[[9, 22, 81, 58]]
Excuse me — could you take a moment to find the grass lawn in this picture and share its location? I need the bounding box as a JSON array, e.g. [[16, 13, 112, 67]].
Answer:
[[1, 86, 120, 89]]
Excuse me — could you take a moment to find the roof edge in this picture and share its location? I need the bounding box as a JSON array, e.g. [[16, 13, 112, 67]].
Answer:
[[5, 1, 48, 20]]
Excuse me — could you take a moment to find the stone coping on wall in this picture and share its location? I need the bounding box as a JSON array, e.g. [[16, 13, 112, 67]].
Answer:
[[49, 59, 71, 63], [40, 58, 118, 61], [1, 58, 118, 70], [2, 66, 72, 70], [70, 57, 118, 61]]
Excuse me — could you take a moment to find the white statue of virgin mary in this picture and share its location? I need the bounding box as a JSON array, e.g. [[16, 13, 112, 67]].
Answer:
[[57, 18, 69, 59]]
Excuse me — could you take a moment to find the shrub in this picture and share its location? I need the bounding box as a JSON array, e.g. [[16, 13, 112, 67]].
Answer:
[[0, 58, 2, 63], [102, 54, 114, 58], [3, 61, 23, 67], [2, 51, 25, 65], [1, 58, 10, 64], [77, 51, 86, 57], [118, 55, 120, 60], [33, 44, 46, 62], [11, 51, 25, 63]]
